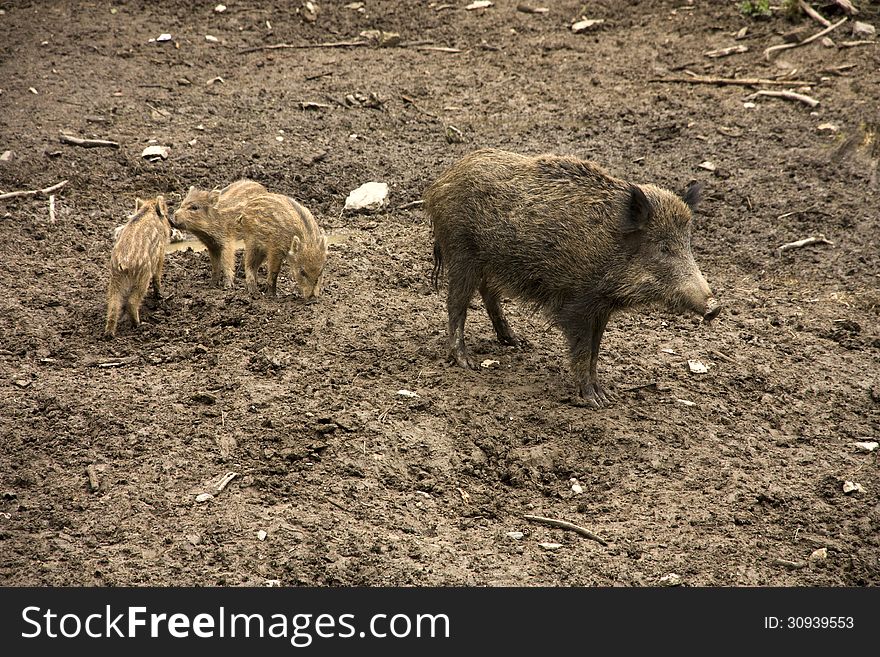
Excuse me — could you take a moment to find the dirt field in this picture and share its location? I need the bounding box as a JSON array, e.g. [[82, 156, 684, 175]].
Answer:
[[1, 0, 878, 587]]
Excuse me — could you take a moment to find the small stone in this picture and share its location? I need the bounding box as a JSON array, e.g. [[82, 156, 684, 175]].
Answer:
[[344, 181, 389, 211], [156, 33, 172, 42], [480, 359, 500, 368], [817, 123, 838, 133], [465, 1, 494, 9], [676, 399, 697, 407], [0, 150, 12, 162], [743, 102, 756, 109], [538, 542, 562, 550], [572, 18, 604, 33], [142, 144, 169, 161], [852, 21, 876, 40], [205, 35, 219, 42], [821, 36, 836, 48], [659, 573, 682, 586], [571, 483, 583, 494], [854, 441, 878, 453], [396, 389, 419, 398], [214, 4, 226, 12], [697, 161, 716, 172], [257, 529, 268, 541], [688, 360, 709, 374], [195, 493, 214, 503], [842, 481, 865, 494], [505, 531, 524, 540], [809, 547, 828, 561]]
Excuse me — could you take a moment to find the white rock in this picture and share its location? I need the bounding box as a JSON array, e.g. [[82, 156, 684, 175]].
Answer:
[[572, 18, 604, 33], [661, 348, 676, 354], [396, 389, 419, 398], [156, 33, 172, 42], [660, 573, 682, 586], [205, 35, 219, 42], [809, 547, 828, 561], [743, 102, 756, 109], [480, 359, 500, 368], [142, 145, 169, 160], [195, 493, 214, 503], [465, 1, 494, 9], [571, 483, 583, 494], [842, 480, 865, 494], [688, 360, 708, 374], [215, 4, 227, 13], [344, 181, 389, 211], [538, 542, 562, 550], [676, 399, 697, 407], [852, 21, 876, 39], [257, 529, 268, 541], [854, 441, 878, 452], [506, 531, 524, 540], [697, 161, 716, 172], [0, 150, 12, 162], [817, 123, 838, 133]]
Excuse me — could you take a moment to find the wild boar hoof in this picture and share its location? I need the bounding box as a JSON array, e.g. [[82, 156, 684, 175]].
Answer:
[[449, 348, 475, 369], [579, 382, 610, 408]]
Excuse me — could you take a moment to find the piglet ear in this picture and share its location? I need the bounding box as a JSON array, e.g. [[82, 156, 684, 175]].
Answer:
[[208, 190, 221, 205], [156, 195, 169, 219], [682, 181, 703, 211], [134, 197, 145, 212], [621, 185, 651, 234]]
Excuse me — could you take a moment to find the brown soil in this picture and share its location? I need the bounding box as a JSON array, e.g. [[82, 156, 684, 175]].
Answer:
[[1, 0, 878, 587]]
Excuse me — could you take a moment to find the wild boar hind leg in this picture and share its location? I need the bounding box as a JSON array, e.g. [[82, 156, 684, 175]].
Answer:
[[445, 262, 480, 369], [478, 280, 524, 347]]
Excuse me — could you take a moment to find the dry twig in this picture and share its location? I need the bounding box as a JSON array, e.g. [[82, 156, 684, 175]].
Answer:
[[523, 514, 608, 546], [764, 17, 847, 59], [773, 558, 807, 570], [415, 46, 462, 53], [746, 89, 820, 107], [398, 200, 425, 210], [651, 75, 814, 87], [239, 40, 368, 54], [776, 234, 834, 256], [798, 0, 830, 27], [86, 465, 100, 492], [48, 195, 56, 223], [59, 133, 120, 149], [704, 45, 748, 58], [0, 179, 69, 201]]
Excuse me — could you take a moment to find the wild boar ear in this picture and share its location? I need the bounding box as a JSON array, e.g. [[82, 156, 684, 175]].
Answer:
[[208, 190, 221, 205], [156, 195, 168, 219], [622, 185, 651, 234], [134, 197, 145, 212], [681, 181, 703, 211]]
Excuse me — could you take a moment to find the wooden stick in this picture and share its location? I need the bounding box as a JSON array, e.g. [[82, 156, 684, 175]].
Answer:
[[415, 46, 462, 53], [746, 89, 819, 107], [239, 40, 368, 54], [0, 179, 69, 201], [773, 558, 807, 569], [398, 199, 425, 210], [704, 45, 748, 58], [213, 471, 238, 493], [48, 194, 56, 223], [764, 17, 847, 59], [776, 234, 834, 256], [59, 133, 120, 149], [798, 0, 830, 27], [650, 75, 814, 87], [523, 514, 608, 546], [838, 40, 878, 48], [86, 465, 100, 492]]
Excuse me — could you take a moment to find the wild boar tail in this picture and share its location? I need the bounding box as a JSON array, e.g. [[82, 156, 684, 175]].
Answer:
[[431, 239, 444, 292]]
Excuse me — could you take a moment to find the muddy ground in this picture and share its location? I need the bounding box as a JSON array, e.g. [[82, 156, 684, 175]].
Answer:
[[0, 0, 878, 587]]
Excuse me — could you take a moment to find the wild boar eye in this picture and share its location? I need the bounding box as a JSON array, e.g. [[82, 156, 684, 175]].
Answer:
[[658, 242, 670, 254], [189, 204, 200, 211], [299, 268, 307, 278]]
